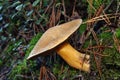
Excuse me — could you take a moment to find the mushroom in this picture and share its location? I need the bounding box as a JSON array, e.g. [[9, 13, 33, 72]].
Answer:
[[27, 19, 90, 72]]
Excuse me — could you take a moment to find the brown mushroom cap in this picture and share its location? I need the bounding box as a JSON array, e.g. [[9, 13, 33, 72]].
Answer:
[[27, 19, 82, 60]]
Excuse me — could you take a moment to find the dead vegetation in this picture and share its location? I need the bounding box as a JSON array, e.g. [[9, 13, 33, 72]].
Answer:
[[0, 0, 120, 80]]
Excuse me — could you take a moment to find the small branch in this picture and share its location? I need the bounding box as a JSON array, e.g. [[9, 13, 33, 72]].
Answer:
[[82, 13, 120, 24]]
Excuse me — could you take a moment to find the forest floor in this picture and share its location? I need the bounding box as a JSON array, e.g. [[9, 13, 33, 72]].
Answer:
[[0, 0, 120, 80]]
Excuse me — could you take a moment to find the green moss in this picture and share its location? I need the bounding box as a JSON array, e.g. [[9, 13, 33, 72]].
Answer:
[[115, 28, 120, 39], [79, 23, 87, 35], [6, 40, 22, 53], [9, 59, 38, 80], [1, 0, 119, 80], [87, 0, 110, 14], [94, 31, 120, 79], [53, 63, 78, 80], [8, 32, 42, 80], [0, 40, 23, 67], [103, 47, 120, 66], [0, 59, 2, 66], [25, 32, 42, 58]]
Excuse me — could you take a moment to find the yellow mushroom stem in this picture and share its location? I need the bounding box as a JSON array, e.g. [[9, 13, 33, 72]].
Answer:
[[56, 42, 90, 72]]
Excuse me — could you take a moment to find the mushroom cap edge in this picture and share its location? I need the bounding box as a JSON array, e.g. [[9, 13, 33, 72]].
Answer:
[[27, 19, 82, 60]]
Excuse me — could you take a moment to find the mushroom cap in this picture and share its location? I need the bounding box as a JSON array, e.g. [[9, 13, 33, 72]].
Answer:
[[27, 19, 82, 60]]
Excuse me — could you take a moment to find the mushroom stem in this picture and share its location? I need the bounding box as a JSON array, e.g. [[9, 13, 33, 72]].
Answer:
[[56, 42, 90, 72]]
